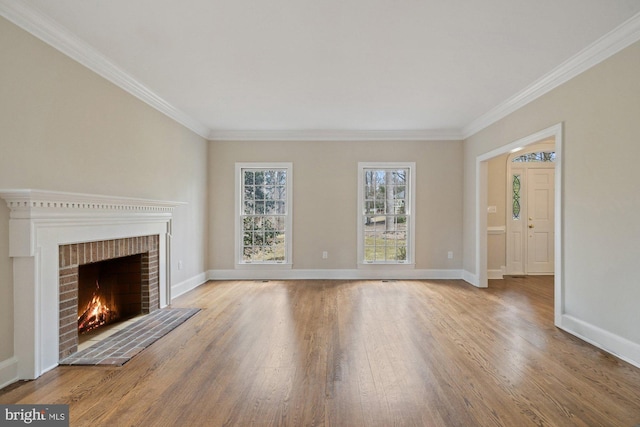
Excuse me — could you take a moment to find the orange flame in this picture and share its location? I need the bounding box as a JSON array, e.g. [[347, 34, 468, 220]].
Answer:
[[78, 281, 118, 334]]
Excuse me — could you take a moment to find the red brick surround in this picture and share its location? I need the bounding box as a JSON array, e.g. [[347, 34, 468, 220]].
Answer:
[[58, 235, 159, 359]]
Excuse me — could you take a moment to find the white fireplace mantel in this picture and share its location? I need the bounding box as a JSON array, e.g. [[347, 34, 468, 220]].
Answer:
[[0, 189, 185, 379]]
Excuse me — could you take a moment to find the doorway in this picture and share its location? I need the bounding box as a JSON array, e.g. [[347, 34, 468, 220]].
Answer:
[[475, 123, 562, 326]]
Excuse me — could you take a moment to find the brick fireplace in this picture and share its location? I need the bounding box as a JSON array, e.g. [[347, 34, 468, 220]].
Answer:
[[58, 235, 160, 359], [0, 189, 182, 380]]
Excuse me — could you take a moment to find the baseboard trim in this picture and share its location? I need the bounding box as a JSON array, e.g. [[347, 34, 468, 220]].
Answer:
[[171, 272, 208, 300], [462, 270, 479, 287], [206, 268, 464, 281], [559, 314, 640, 369], [0, 357, 18, 390]]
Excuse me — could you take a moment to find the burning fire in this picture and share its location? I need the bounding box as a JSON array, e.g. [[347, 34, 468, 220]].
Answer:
[[78, 281, 118, 334]]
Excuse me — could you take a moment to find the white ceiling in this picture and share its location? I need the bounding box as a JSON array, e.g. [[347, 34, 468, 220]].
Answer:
[[3, 0, 640, 140]]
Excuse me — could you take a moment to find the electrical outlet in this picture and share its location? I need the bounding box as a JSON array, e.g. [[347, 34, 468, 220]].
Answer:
[[447, 251, 453, 259], [178, 260, 183, 270], [322, 251, 328, 259]]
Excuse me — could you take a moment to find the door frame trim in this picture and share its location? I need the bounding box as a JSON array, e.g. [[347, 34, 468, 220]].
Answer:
[[475, 122, 563, 326]]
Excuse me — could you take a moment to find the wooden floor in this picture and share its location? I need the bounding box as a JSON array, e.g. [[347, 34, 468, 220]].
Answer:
[[3, 277, 640, 426]]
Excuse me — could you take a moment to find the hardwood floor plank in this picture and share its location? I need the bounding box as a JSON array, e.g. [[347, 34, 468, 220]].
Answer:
[[2, 277, 640, 426]]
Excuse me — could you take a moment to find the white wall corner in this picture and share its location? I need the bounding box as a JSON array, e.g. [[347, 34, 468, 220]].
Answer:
[[0, 357, 19, 390], [171, 272, 208, 300], [462, 270, 480, 287], [559, 314, 640, 370]]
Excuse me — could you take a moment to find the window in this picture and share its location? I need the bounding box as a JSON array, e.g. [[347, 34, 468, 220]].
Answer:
[[358, 162, 415, 265], [236, 163, 292, 266], [512, 174, 521, 220], [512, 151, 555, 163]]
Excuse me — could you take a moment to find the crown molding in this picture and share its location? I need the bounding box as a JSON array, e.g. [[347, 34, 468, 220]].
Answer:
[[209, 128, 463, 142], [0, 0, 210, 139], [462, 11, 640, 139]]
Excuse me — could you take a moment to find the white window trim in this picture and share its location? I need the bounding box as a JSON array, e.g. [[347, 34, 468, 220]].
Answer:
[[235, 162, 293, 269], [357, 162, 416, 268]]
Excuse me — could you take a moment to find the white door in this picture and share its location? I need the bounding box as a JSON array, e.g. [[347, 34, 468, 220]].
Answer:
[[526, 168, 554, 273]]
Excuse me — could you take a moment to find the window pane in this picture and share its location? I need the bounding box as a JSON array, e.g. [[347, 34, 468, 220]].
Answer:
[[243, 247, 254, 262], [513, 174, 521, 220], [244, 171, 254, 185], [244, 186, 254, 200], [396, 246, 407, 261], [264, 231, 275, 246], [264, 171, 276, 185], [264, 186, 274, 200], [275, 216, 286, 231], [262, 247, 274, 261], [243, 231, 252, 245], [364, 246, 376, 262], [253, 231, 263, 245], [254, 171, 265, 185]]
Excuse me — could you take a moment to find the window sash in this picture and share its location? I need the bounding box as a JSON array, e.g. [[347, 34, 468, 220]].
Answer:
[[236, 164, 292, 265], [358, 164, 414, 265]]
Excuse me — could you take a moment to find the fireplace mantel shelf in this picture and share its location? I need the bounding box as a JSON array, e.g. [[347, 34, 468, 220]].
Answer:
[[0, 189, 185, 218]]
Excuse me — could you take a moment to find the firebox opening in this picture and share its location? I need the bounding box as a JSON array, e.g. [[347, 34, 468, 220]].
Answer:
[[77, 254, 143, 342]]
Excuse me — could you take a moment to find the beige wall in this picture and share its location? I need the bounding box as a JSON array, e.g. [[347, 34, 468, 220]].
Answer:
[[0, 18, 209, 363], [463, 40, 640, 347], [487, 154, 507, 271], [209, 140, 463, 271]]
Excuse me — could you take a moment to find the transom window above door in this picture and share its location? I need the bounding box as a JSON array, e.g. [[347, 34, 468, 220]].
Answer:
[[512, 151, 556, 162]]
